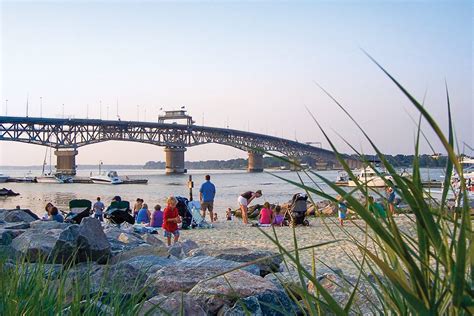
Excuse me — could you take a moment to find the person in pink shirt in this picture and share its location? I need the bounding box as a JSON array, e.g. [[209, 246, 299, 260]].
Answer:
[[258, 202, 274, 226]]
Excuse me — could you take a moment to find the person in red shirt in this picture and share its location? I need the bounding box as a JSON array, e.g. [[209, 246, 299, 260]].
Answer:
[[163, 196, 181, 246], [258, 202, 274, 226]]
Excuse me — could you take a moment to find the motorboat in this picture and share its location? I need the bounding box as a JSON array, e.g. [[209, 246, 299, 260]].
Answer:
[[335, 171, 350, 186], [90, 170, 124, 185], [347, 166, 393, 187], [0, 174, 9, 183], [452, 157, 474, 192]]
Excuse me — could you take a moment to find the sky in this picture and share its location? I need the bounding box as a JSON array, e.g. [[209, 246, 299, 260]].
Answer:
[[0, 0, 472, 166]]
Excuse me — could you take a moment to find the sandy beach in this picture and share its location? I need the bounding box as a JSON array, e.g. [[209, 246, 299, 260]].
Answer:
[[178, 215, 417, 276]]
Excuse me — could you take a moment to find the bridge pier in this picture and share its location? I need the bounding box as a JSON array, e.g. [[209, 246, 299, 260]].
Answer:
[[247, 151, 263, 172], [165, 147, 187, 174], [55, 149, 78, 176]]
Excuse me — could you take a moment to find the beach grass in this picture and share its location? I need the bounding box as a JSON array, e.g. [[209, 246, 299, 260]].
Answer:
[[260, 57, 473, 315]]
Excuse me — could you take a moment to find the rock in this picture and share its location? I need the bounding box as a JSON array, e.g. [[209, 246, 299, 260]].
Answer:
[[138, 292, 206, 316], [146, 265, 226, 295], [4, 209, 38, 223], [117, 255, 177, 275], [189, 269, 282, 314], [142, 234, 166, 247], [12, 218, 110, 263], [109, 244, 168, 264], [4, 222, 30, 229], [30, 220, 70, 230], [265, 266, 343, 290], [62, 300, 114, 315], [11, 229, 63, 261], [181, 239, 199, 254], [75, 218, 111, 262], [18, 263, 64, 279], [223, 290, 299, 316], [0, 229, 26, 245], [104, 226, 145, 254], [180, 256, 260, 276], [307, 273, 379, 315], [190, 247, 283, 276]]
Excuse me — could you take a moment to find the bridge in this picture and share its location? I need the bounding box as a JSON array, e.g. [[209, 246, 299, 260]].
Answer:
[[0, 115, 361, 175]]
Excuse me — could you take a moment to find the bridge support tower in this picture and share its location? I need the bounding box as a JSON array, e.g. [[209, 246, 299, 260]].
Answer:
[[247, 151, 263, 172], [165, 147, 187, 174], [55, 149, 78, 176]]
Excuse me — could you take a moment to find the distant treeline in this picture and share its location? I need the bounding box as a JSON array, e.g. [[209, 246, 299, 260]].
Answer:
[[143, 154, 447, 170]]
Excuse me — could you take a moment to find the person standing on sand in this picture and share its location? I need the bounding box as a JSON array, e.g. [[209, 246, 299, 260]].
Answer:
[[337, 195, 347, 226], [199, 175, 216, 222], [385, 187, 396, 215], [93, 197, 105, 222], [238, 190, 262, 224], [163, 196, 181, 246]]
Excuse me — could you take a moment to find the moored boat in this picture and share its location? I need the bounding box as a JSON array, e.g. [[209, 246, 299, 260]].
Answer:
[[347, 166, 393, 187], [90, 171, 124, 185]]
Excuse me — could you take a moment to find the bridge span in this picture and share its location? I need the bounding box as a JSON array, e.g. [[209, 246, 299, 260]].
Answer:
[[0, 116, 360, 174]]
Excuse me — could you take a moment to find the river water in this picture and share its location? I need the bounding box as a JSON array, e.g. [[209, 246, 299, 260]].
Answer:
[[0, 167, 446, 217]]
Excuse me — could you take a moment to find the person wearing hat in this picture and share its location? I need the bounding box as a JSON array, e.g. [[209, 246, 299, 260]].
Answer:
[[238, 190, 262, 224]]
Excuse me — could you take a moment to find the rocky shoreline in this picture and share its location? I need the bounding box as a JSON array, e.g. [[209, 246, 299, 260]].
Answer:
[[1, 208, 379, 315]]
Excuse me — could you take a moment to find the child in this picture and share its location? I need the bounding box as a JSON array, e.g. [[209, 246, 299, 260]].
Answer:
[[258, 202, 274, 226], [136, 203, 151, 224], [150, 204, 163, 228], [368, 196, 387, 219], [226, 208, 232, 221], [163, 196, 181, 246], [213, 213, 218, 222], [337, 195, 347, 226], [273, 205, 285, 226]]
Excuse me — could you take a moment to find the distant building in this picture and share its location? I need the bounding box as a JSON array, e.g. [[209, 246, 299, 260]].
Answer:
[[158, 109, 195, 125]]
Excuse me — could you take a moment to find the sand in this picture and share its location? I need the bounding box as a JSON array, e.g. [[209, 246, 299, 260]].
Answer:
[[178, 215, 417, 277]]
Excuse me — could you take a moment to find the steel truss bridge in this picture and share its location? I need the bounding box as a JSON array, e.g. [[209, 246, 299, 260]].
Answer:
[[0, 116, 360, 173]]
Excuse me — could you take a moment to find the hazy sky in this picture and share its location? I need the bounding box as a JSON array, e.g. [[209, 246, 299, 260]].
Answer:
[[0, 0, 472, 166]]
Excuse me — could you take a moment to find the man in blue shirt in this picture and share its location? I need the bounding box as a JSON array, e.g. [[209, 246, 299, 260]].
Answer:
[[200, 174, 216, 222]]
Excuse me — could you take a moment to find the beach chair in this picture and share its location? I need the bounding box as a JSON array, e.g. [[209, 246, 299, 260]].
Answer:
[[104, 201, 135, 226], [188, 200, 211, 229], [64, 199, 92, 224]]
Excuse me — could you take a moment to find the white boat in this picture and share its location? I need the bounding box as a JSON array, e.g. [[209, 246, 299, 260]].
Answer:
[[90, 170, 123, 185], [452, 157, 474, 192], [0, 174, 9, 183], [347, 166, 393, 187]]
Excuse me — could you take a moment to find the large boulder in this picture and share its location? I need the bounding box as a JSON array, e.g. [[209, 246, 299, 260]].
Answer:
[[104, 226, 145, 255], [167, 239, 199, 259], [142, 234, 166, 247], [223, 289, 300, 316], [116, 255, 177, 275], [180, 256, 260, 276], [189, 247, 282, 276], [4, 209, 38, 223], [30, 220, 70, 230], [0, 229, 26, 245], [11, 218, 110, 263], [138, 292, 206, 316], [3, 222, 30, 230], [189, 269, 283, 314], [307, 273, 379, 315], [109, 244, 168, 264]]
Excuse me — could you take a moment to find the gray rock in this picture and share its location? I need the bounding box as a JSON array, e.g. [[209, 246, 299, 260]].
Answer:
[[18, 263, 64, 279], [224, 289, 299, 316], [109, 244, 168, 264], [142, 234, 166, 247], [30, 220, 70, 230], [167, 240, 199, 259], [180, 256, 260, 276], [116, 255, 177, 275], [4, 222, 30, 229], [11, 218, 110, 263], [0, 229, 26, 245], [11, 229, 63, 261], [4, 209, 38, 223], [104, 226, 145, 254], [89, 261, 149, 295], [138, 292, 206, 316], [189, 269, 282, 314], [190, 247, 283, 276]]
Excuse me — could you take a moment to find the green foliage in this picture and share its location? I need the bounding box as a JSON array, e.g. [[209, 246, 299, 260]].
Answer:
[[262, 59, 473, 315]]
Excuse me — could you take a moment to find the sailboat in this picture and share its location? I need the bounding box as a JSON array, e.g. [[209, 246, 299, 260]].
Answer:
[[36, 148, 73, 183]]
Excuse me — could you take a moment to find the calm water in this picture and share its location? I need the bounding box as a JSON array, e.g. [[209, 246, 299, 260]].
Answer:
[[0, 167, 446, 217]]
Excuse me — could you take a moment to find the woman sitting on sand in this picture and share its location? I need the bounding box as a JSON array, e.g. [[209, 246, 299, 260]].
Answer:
[[258, 202, 274, 226], [136, 203, 151, 224], [238, 190, 262, 224]]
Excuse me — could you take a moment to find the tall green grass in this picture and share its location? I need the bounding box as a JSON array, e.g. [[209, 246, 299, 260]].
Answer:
[[261, 57, 473, 315]]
